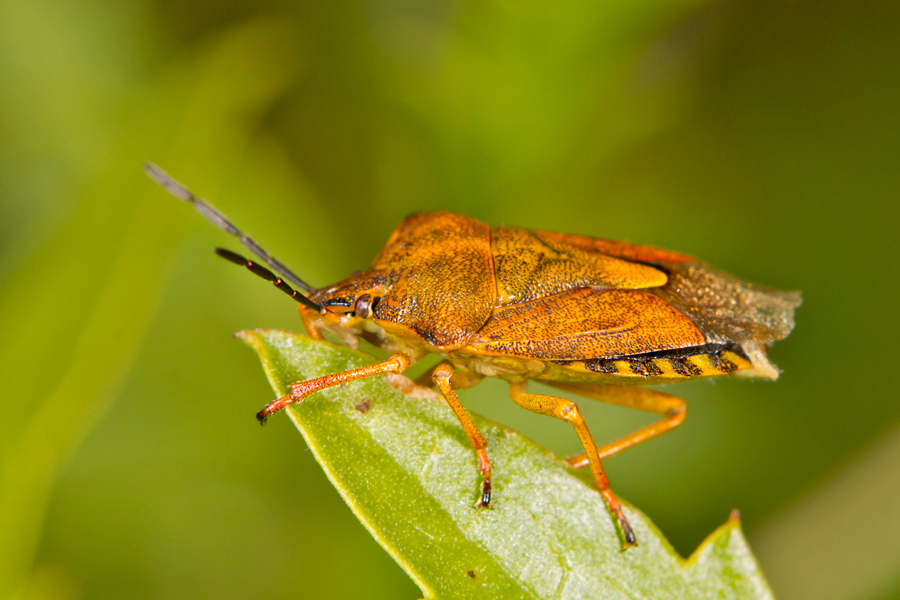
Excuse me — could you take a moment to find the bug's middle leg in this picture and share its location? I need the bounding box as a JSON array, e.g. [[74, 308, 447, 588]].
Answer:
[[432, 363, 492, 508], [508, 383, 636, 549]]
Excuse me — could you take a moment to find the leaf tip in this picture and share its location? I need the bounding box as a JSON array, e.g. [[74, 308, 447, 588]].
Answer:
[[233, 329, 256, 344], [234, 329, 278, 357]]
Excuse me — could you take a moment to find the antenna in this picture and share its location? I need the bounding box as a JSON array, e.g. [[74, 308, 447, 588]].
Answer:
[[214, 248, 321, 311], [143, 163, 317, 295]]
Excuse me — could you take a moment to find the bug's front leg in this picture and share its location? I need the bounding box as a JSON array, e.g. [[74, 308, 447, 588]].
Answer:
[[432, 363, 492, 508], [257, 353, 412, 423], [508, 383, 636, 550], [297, 305, 324, 340]]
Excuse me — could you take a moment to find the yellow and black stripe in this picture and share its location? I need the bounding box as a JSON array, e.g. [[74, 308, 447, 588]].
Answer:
[[554, 344, 752, 380]]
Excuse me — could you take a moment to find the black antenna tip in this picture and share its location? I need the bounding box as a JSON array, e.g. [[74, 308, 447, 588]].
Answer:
[[214, 247, 247, 266], [213, 247, 322, 312], [145, 162, 318, 295]]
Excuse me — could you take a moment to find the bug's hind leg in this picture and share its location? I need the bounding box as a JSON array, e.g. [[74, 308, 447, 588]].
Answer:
[[508, 383, 636, 550], [547, 384, 687, 469], [432, 364, 492, 508]]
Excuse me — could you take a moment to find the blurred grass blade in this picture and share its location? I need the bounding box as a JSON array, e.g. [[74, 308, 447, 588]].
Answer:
[[0, 17, 300, 597], [240, 330, 774, 599]]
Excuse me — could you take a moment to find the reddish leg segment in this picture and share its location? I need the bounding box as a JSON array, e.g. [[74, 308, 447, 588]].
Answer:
[[257, 353, 411, 423]]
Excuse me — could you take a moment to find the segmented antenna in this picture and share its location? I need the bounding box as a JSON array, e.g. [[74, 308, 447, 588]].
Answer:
[[143, 163, 317, 295], [214, 248, 321, 312]]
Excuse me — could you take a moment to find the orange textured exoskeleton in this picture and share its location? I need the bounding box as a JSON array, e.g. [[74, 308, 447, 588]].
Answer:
[[146, 164, 801, 549]]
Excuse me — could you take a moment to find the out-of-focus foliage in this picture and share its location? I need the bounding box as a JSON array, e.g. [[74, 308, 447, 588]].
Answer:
[[0, 0, 897, 599]]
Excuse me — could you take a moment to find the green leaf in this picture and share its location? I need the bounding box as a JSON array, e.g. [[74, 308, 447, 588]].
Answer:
[[239, 330, 774, 600]]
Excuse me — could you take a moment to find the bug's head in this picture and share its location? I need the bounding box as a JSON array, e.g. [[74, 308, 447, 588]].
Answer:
[[307, 269, 445, 352], [308, 271, 389, 327]]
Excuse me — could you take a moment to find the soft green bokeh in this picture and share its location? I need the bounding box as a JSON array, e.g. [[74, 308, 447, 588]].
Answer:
[[1, 1, 897, 599]]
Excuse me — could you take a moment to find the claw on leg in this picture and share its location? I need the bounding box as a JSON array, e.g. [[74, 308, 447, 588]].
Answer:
[[476, 448, 492, 507], [432, 363, 493, 508], [509, 382, 636, 550]]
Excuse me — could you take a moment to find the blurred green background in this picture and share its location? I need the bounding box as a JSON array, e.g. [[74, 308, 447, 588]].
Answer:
[[2, 0, 898, 599]]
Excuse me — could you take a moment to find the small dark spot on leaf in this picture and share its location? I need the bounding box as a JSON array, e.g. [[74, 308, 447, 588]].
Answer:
[[467, 570, 477, 579], [355, 399, 372, 413]]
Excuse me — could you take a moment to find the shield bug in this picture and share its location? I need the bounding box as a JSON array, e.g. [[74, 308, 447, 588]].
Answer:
[[146, 163, 800, 549]]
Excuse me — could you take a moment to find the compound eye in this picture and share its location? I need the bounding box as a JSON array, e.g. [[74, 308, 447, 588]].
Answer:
[[354, 293, 373, 318]]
